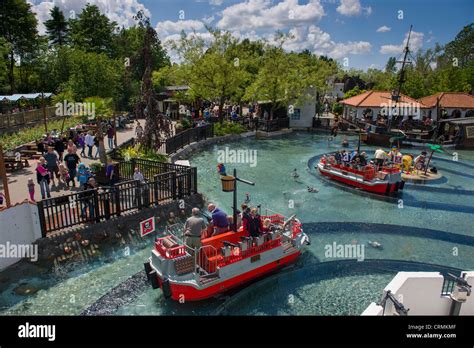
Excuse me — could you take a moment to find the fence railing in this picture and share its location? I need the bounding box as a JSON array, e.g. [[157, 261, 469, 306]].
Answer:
[[261, 117, 290, 132], [165, 124, 214, 154], [0, 107, 58, 129], [37, 160, 198, 236]]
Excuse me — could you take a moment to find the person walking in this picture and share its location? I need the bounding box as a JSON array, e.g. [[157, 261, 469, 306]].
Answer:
[[107, 126, 115, 149], [27, 178, 35, 202], [84, 131, 94, 158], [78, 133, 86, 157], [36, 157, 51, 200], [44, 146, 60, 187], [64, 149, 81, 188]]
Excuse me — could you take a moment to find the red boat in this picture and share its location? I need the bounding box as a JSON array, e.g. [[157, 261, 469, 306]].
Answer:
[[144, 213, 310, 301], [317, 154, 405, 194]]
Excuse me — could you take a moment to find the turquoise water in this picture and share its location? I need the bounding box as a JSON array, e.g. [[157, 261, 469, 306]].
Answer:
[[1, 132, 473, 315]]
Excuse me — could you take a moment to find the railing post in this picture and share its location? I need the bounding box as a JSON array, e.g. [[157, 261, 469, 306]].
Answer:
[[136, 180, 143, 210], [93, 189, 100, 223], [192, 167, 197, 194], [153, 174, 159, 205], [37, 201, 47, 237], [171, 171, 177, 200], [114, 185, 121, 217]]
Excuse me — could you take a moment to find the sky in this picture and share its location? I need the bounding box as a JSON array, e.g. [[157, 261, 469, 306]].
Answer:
[[28, 0, 474, 70]]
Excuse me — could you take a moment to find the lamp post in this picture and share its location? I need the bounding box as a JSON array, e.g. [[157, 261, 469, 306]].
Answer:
[[220, 168, 255, 232]]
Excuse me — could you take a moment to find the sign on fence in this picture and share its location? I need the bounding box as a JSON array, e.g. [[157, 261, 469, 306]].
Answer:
[[140, 217, 156, 237]]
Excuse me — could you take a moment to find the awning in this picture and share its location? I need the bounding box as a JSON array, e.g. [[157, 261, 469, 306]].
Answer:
[[0, 93, 53, 102]]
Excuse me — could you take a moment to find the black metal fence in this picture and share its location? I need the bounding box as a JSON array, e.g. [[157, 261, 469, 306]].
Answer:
[[37, 159, 198, 236], [165, 124, 214, 154], [261, 117, 290, 132]]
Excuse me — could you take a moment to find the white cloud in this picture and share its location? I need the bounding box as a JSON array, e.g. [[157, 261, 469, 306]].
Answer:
[[281, 25, 371, 59], [380, 31, 424, 54], [216, 0, 325, 31], [336, 0, 370, 16], [156, 20, 206, 38], [29, 0, 150, 34], [376, 25, 391, 33], [209, 0, 224, 5], [202, 15, 215, 25]]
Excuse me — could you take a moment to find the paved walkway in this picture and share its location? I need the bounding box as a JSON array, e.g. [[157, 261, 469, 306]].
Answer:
[[1, 123, 141, 205]]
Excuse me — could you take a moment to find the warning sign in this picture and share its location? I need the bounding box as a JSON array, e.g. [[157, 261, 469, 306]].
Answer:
[[140, 217, 155, 237]]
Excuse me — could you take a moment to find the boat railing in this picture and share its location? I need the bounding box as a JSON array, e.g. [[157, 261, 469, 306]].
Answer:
[[155, 224, 195, 259], [197, 245, 218, 275]]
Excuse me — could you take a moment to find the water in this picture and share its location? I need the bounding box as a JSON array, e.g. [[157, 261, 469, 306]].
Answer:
[[1, 132, 473, 315]]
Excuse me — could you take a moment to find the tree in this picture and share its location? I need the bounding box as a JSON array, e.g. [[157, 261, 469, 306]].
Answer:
[[172, 28, 249, 120], [45, 6, 69, 47], [0, 0, 38, 93], [135, 12, 172, 151], [0, 38, 9, 93], [385, 57, 397, 73], [69, 4, 117, 55], [344, 86, 366, 99], [64, 49, 123, 101], [441, 23, 473, 68]]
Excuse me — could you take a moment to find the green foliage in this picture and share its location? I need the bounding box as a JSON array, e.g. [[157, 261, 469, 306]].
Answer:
[[45, 6, 69, 47], [69, 4, 117, 55], [332, 103, 343, 115], [344, 86, 366, 99], [0, 0, 38, 93], [0, 117, 80, 151], [214, 121, 247, 136], [119, 144, 168, 163], [89, 161, 104, 173]]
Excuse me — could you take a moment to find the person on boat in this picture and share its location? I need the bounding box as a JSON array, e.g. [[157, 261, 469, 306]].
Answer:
[[208, 203, 229, 235], [341, 150, 350, 166], [240, 203, 251, 234], [359, 152, 368, 166], [414, 151, 427, 171], [388, 147, 403, 165], [217, 163, 226, 176], [247, 207, 263, 238], [374, 148, 388, 170], [183, 208, 207, 251], [334, 150, 342, 164]]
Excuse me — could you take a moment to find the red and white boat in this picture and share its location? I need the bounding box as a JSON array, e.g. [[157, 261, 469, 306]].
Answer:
[[317, 154, 405, 195], [144, 213, 310, 301]]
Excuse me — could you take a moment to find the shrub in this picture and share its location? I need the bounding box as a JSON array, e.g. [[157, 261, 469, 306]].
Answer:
[[214, 121, 247, 136], [0, 117, 81, 151], [119, 144, 168, 163]]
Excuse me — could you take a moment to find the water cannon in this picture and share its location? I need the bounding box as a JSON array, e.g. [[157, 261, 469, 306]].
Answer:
[[447, 273, 471, 303], [380, 290, 409, 316]]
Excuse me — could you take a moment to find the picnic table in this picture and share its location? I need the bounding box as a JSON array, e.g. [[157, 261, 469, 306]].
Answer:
[[4, 156, 30, 172]]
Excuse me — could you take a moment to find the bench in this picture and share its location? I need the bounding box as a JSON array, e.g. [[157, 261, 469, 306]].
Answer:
[[4, 157, 29, 172]]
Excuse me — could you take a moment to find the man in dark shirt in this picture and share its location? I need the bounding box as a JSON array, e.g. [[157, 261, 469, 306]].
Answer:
[[80, 177, 98, 219], [207, 203, 229, 235], [44, 147, 59, 186], [63, 150, 80, 187], [54, 137, 65, 161]]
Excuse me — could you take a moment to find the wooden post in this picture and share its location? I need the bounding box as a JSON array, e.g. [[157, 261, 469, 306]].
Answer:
[[0, 143, 12, 207], [41, 92, 48, 133]]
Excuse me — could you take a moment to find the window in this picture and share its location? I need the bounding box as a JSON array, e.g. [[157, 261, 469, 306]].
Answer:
[[291, 108, 301, 120]]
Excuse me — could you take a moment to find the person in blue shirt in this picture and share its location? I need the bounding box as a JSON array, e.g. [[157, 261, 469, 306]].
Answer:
[[106, 158, 117, 186], [207, 203, 229, 235]]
